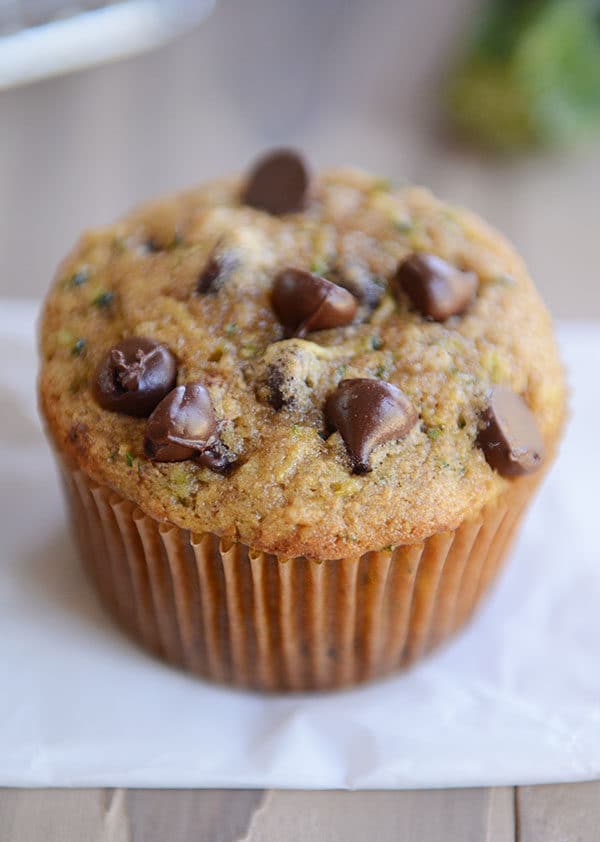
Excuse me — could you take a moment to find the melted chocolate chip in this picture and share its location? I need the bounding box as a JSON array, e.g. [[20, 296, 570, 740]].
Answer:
[[393, 253, 478, 321], [196, 249, 237, 294], [272, 267, 357, 337], [477, 386, 545, 477], [144, 383, 231, 472], [242, 149, 311, 215], [326, 378, 418, 473], [94, 337, 177, 418], [197, 445, 233, 473], [253, 340, 321, 413], [266, 365, 287, 410], [327, 266, 384, 311]]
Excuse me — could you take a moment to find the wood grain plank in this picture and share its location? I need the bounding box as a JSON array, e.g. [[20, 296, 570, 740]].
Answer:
[[243, 788, 515, 842], [517, 782, 600, 842], [0, 787, 517, 842], [0, 788, 130, 842], [126, 789, 265, 842], [488, 788, 517, 842]]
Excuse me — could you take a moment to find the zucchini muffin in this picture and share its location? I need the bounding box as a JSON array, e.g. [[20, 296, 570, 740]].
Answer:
[[39, 150, 566, 691]]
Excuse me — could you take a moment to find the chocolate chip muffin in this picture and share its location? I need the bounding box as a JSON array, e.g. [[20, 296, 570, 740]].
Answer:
[[39, 149, 566, 691]]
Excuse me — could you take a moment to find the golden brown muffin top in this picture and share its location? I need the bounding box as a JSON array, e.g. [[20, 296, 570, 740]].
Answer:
[[39, 154, 566, 559]]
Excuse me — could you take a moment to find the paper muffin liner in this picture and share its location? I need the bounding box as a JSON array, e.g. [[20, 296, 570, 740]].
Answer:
[[59, 462, 538, 692]]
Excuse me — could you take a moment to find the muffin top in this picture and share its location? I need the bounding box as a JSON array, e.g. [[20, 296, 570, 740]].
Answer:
[[39, 151, 566, 560]]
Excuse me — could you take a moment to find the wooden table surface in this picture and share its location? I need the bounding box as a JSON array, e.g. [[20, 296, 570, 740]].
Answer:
[[3, 784, 600, 840], [1, 1, 599, 838]]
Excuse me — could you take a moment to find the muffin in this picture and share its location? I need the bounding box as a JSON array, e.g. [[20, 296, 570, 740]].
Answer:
[[39, 149, 566, 691]]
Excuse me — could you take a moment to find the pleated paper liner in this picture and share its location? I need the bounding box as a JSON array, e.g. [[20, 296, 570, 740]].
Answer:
[[60, 463, 538, 692]]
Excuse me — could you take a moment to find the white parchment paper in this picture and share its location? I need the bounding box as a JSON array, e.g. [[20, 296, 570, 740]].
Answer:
[[1, 300, 598, 789]]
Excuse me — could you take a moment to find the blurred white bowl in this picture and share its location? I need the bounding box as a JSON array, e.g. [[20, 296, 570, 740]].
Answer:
[[0, 0, 215, 89]]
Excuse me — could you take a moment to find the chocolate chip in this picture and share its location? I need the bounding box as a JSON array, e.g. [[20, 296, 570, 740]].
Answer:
[[196, 445, 233, 473], [326, 378, 418, 473], [393, 253, 478, 321], [327, 266, 385, 311], [242, 149, 311, 215], [94, 337, 177, 418], [196, 249, 237, 294], [265, 365, 287, 410], [477, 386, 544, 477], [253, 340, 322, 412], [144, 383, 231, 472], [272, 267, 357, 337]]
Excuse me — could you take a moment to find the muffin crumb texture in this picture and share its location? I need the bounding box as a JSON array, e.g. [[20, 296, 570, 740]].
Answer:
[[39, 154, 566, 559]]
